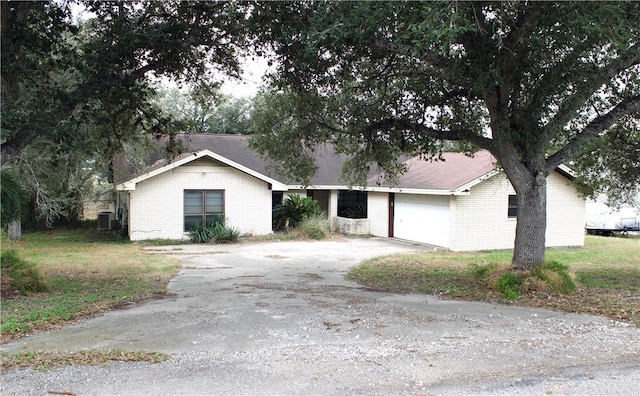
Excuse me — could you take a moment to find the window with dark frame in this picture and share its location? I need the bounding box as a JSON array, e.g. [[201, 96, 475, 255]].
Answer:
[[508, 194, 518, 218], [184, 190, 224, 231], [337, 190, 368, 219]]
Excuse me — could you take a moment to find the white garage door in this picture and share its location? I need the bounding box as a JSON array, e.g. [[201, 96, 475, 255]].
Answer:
[[393, 194, 450, 247]]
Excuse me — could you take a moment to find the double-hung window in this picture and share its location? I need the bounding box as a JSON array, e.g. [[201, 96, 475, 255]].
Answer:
[[508, 194, 518, 218], [184, 190, 224, 231]]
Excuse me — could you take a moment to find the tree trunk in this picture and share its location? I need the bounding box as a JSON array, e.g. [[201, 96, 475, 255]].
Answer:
[[512, 176, 547, 270], [8, 219, 22, 241]]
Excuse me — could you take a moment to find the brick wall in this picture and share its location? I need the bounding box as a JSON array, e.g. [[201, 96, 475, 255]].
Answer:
[[450, 174, 516, 251], [545, 172, 585, 247], [449, 171, 585, 251]]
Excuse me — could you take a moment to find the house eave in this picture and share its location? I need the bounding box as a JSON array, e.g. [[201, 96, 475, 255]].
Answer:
[[287, 184, 471, 196], [117, 182, 135, 191], [453, 169, 501, 193], [556, 164, 577, 180]]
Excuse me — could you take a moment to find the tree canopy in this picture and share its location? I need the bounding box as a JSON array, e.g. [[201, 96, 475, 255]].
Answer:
[[2, 1, 246, 159], [249, 1, 640, 269], [1, 1, 248, 227], [153, 86, 254, 135]]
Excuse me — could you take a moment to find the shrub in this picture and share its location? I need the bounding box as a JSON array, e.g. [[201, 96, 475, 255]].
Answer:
[[498, 271, 525, 300], [0, 167, 26, 226], [0, 250, 48, 295], [189, 223, 215, 243], [298, 215, 329, 240], [210, 223, 240, 243], [273, 194, 321, 231], [189, 216, 240, 244], [532, 261, 576, 294]]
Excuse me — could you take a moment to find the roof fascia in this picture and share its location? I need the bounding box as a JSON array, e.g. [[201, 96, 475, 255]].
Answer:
[[287, 184, 470, 196], [451, 169, 501, 194], [555, 164, 576, 180]]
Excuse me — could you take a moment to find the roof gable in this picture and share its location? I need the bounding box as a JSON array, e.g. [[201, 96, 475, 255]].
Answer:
[[116, 149, 288, 191]]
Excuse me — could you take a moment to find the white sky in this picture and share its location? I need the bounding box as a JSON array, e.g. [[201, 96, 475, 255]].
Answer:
[[220, 56, 271, 98]]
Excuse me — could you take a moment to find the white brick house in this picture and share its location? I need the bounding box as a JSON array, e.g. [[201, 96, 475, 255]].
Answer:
[[114, 134, 585, 250], [116, 149, 287, 241]]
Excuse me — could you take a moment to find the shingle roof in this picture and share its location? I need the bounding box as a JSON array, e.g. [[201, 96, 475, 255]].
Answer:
[[114, 133, 499, 192], [382, 150, 497, 191], [114, 134, 349, 186]]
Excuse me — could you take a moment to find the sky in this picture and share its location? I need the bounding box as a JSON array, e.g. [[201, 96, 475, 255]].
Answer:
[[219, 56, 271, 98]]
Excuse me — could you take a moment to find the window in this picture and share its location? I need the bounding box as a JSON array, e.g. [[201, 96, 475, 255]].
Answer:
[[508, 195, 518, 218], [338, 190, 367, 218], [184, 190, 224, 231], [272, 191, 283, 208]]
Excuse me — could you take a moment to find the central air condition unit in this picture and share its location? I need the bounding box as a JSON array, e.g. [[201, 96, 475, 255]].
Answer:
[[97, 211, 115, 231]]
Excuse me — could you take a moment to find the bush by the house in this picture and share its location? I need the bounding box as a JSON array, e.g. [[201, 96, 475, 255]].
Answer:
[[297, 214, 330, 240], [210, 222, 241, 243], [189, 216, 240, 244], [273, 194, 321, 231]]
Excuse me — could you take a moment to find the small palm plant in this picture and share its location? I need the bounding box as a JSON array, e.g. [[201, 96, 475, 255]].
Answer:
[[272, 194, 321, 231]]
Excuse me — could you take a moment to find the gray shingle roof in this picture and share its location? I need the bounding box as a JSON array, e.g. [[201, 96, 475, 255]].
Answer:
[[114, 133, 499, 191]]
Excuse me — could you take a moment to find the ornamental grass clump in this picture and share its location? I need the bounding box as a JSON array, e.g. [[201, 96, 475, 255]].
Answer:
[[189, 216, 240, 244], [495, 261, 575, 300], [297, 214, 330, 240]]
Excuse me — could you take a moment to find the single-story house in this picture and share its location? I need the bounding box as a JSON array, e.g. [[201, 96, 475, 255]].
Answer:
[[113, 134, 585, 250]]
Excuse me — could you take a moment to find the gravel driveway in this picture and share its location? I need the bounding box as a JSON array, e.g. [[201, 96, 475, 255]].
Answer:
[[2, 238, 639, 395]]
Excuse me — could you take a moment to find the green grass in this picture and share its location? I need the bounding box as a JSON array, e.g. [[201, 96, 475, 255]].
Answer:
[[349, 258, 483, 298], [576, 268, 640, 291], [348, 235, 640, 325], [1, 228, 179, 342]]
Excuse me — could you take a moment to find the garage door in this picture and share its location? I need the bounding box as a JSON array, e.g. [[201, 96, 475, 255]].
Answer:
[[393, 194, 450, 247]]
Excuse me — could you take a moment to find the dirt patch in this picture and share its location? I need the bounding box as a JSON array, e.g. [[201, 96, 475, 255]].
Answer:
[[0, 275, 22, 300]]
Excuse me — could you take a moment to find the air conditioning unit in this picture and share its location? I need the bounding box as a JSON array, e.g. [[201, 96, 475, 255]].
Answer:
[[97, 211, 115, 231]]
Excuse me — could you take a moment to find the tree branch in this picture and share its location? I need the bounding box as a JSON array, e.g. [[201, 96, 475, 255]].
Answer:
[[546, 94, 640, 170], [374, 40, 448, 69], [359, 118, 493, 150], [1, 130, 40, 160], [543, 43, 639, 139]]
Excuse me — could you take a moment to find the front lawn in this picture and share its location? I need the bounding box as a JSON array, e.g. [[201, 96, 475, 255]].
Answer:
[[348, 235, 640, 325], [1, 228, 179, 343]]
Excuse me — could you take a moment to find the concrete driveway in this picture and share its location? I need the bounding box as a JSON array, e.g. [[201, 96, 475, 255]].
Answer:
[[2, 238, 639, 395]]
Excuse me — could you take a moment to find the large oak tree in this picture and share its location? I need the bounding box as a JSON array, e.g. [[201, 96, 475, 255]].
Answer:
[[249, 1, 640, 269]]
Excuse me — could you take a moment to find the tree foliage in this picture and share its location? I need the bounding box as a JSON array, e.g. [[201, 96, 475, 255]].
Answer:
[[1, 1, 248, 227], [249, 2, 640, 269], [153, 86, 253, 135], [0, 167, 26, 225], [572, 113, 640, 207]]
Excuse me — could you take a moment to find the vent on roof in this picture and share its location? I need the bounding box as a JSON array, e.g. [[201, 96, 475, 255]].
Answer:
[[97, 211, 115, 231]]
